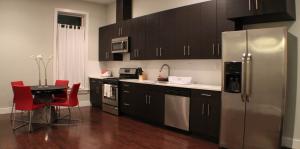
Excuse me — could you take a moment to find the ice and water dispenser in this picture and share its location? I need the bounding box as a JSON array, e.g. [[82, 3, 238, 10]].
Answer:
[[224, 62, 242, 93]]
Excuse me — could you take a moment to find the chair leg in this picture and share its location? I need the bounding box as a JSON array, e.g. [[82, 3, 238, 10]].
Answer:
[[10, 103, 15, 122], [28, 111, 32, 132], [77, 105, 83, 121], [12, 109, 16, 130], [68, 107, 71, 122]]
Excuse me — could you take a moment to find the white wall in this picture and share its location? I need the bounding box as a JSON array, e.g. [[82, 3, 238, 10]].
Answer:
[[105, 0, 300, 147], [0, 0, 107, 108]]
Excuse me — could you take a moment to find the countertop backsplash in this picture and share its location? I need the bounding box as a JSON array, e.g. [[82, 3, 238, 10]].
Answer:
[[100, 54, 222, 86]]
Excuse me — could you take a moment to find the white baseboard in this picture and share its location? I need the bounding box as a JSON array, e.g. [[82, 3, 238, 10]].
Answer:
[[282, 137, 300, 149], [0, 100, 91, 115]]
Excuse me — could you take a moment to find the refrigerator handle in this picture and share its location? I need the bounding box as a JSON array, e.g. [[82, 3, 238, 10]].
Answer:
[[241, 53, 247, 102], [246, 53, 252, 102]]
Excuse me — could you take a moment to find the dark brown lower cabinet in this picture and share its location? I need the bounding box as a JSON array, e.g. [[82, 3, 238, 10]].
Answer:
[[120, 82, 164, 124], [190, 89, 221, 142], [120, 82, 221, 143], [89, 78, 103, 108]]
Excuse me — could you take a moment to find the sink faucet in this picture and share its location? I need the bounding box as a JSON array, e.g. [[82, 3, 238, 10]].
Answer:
[[159, 64, 170, 77]]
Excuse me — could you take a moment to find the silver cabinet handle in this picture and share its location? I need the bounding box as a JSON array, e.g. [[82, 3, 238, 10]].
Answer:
[[241, 53, 247, 102], [246, 53, 252, 102], [123, 103, 130, 106], [201, 93, 212, 97], [148, 96, 151, 104], [249, 0, 251, 11], [137, 49, 139, 57], [121, 27, 123, 36], [188, 45, 190, 56], [156, 48, 158, 57], [212, 44, 215, 56], [118, 28, 121, 36], [202, 104, 205, 116], [123, 90, 129, 93], [184, 46, 186, 56], [255, 0, 258, 10], [207, 104, 210, 117], [160, 48, 162, 56], [145, 95, 148, 104]]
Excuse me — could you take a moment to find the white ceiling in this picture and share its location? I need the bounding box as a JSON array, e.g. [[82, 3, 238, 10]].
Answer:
[[82, 0, 115, 4]]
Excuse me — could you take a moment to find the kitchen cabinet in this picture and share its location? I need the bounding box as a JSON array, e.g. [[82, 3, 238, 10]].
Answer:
[[130, 17, 146, 60], [119, 82, 164, 124], [145, 10, 177, 60], [175, 0, 233, 59], [216, 0, 235, 58], [99, 25, 123, 61], [226, 0, 295, 24], [190, 89, 221, 142], [116, 0, 132, 23], [89, 78, 103, 107], [116, 20, 131, 37]]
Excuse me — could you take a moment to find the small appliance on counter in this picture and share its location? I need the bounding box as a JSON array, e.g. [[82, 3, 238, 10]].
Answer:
[[102, 68, 141, 116]]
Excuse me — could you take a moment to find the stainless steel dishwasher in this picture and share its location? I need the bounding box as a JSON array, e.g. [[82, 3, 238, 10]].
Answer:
[[164, 88, 190, 131]]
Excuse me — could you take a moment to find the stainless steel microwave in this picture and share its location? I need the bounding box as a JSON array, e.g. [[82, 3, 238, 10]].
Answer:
[[111, 37, 129, 53]]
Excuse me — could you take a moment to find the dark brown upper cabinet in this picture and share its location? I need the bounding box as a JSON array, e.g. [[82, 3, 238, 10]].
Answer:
[[99, 0, 235, 61], [226, 0, 295, 25], [116, 0, 132, 23], [216, 0, 235, 58], [130, 17, 146, 60], [99, 25, 123, 61]]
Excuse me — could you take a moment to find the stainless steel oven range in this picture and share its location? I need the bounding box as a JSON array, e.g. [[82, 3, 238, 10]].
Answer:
[[101, 68, 141, 115]]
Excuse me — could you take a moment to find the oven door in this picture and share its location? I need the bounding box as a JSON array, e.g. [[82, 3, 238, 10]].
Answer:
[[111, 37, 129, 53], [102, 84, 118, 106]]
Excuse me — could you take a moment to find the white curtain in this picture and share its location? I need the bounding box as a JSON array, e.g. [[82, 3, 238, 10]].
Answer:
[[57, 24, 85, 88]]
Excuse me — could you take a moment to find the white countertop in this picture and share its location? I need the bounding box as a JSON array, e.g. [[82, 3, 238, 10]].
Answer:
[[119, 79, 221, 91], [89, 75, 115, 79]]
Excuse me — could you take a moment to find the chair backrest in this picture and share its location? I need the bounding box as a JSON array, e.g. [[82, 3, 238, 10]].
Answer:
[[11, 81, 24, 102], [55, 80, 69, 87], [55, 80, 69, 98], [68, 83, 80, 106], [13, 86, 35, 111]]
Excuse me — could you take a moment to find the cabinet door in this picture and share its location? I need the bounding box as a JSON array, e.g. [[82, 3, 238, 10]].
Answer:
[[89, 78, 101, 107], [145, 13, 161, 59], [159, 10, 177, 59], [255, 0, 286, 15], [99, 27, 107, 61], [217, 0, 235, 59], [130, 17, 146, 60], [120, 88, 135, 115], [175, 6, 190, 59], [190, 90, 221, 141], [226, 0, 255, 19], [186, 3, 203, 59], [132, 85, 147, 119], [205, 93, 221, 140], [190, 91, 207, 135], [146, 90, 164, 124], [199, 0, 217, 59]]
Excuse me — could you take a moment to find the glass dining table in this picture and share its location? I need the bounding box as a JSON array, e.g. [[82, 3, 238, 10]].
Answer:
[[30, 85, 66, 124]]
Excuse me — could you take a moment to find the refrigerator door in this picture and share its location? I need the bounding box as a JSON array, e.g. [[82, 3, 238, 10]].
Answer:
[[244, 27, 287, 149], [220, 30, 247, 149]]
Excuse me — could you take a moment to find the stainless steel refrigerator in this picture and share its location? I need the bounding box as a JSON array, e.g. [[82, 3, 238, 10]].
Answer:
[[220, 27, 297, 149]]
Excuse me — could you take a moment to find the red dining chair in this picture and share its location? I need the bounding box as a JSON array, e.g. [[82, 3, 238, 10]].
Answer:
[[50, 83, 82, 122], [12, 86, 46, 132], [53, 80, 69, 101], [10, 81, 24, 122]]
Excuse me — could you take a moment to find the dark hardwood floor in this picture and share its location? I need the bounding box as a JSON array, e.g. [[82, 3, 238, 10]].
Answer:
[[0, 107, 218, 149]]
